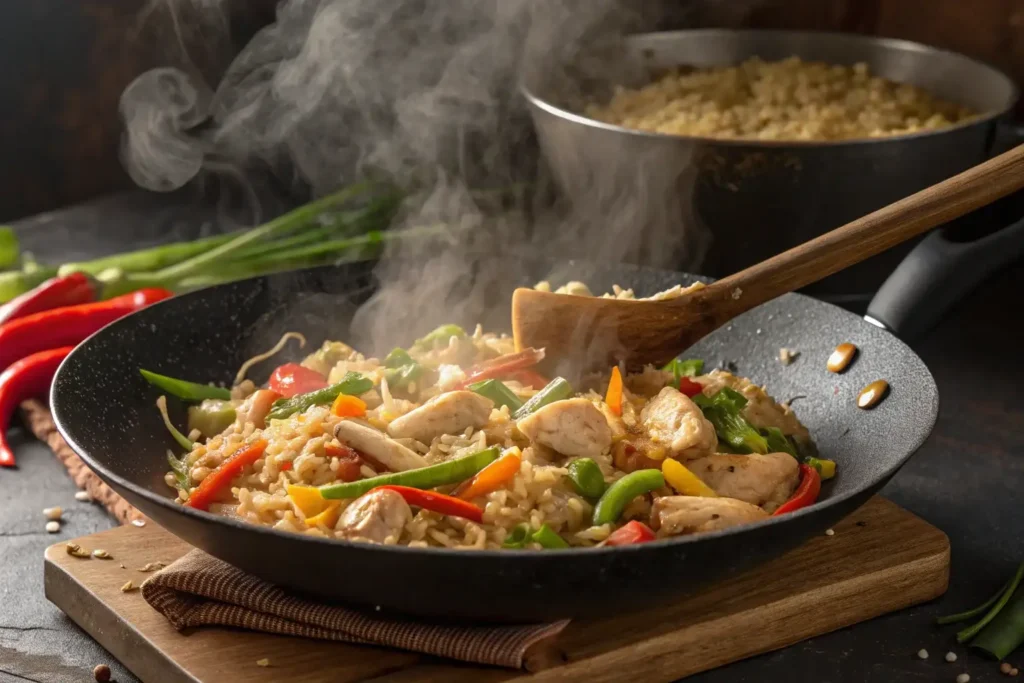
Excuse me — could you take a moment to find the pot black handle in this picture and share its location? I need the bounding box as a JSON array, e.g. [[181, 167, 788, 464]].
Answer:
[[864, 213, 1024, 339]]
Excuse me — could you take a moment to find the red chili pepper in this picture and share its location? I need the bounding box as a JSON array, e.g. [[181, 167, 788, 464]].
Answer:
[[455, 348, 545, 389], [507, 369, 549, 389], [0, 346, 75, 467], [605, 520, 656, 546], [678, 377, 703, 398], [772, 464, 822, 516], [268, 363, 328, 398], [373, 485, 484, 523], [186, 439, 269, 511], [0, 288, 172, 373], [0, 273, 96, 326]]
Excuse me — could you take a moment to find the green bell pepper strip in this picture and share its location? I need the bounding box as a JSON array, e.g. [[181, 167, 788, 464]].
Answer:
[[267, 372, 373, 420], [384, 363, 422, 389], [502, 523, 531, 549], [412, 324, 466, 349], [531, 523, 569, 549], [593, 469, 665, 526], [511, 377, 573, 420], [319, 447, 500, 500], [140, 369, 232, 401], [384, 347, 414, 368], [567, 458, 606, 499], [468, 379, 523, 411]]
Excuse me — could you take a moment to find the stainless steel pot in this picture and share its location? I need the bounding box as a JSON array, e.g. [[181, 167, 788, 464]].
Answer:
[[522, 30, 1024, 333]]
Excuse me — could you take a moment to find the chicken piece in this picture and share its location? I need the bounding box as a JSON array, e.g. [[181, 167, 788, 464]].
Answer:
[[640, 387, 717, 460], [651, 496, 768, 536], [624, 365, 672, 399], [697, 371, 812, 447], [687, 453, 799, 512], [235, 389, 279, 430], [517, 398, 612, 459], [387, 391, 493, 444], [336, 488, 412, 544], [334, 420, 428, 471]]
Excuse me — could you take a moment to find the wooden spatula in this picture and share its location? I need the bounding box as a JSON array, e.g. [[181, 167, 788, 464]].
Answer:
[[512, 143, 1024, 372]]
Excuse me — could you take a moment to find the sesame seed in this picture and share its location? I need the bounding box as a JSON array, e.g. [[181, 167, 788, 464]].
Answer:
[[918, 649, 929, 659], [43, 506, 62, 521], [957, 674, 970, 683], [946, 652, 958, 663], [256, 658, 270, 667], [45, 521, 60, 533], [75, 491, 92, 502], [825, 529, 835, 536], [1002, 663, 1012, 674]]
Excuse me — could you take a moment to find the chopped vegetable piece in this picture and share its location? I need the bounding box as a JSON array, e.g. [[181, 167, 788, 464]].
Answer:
[[186, 440, 268, 511], [454, 448, 522, 500], [762, 427, 798, 458], [468, 379, 523, 411], [502, 523, 531, 549], [662, 458, 718, 497], [939, 574, 1018, 625], [187, 400, 236, 438], [375, 485, 483, 523], [593, 469, 665, 526], [323, 442, 364, 481], [384, 348, 415, 368], [412, 324, 466, 349], [677, 377, 703, 397], [508, 369, 548, 389], [605, 520, 656, 546], [156, 396, 194, 451], [141, 369, 232, 401], [957, 563, 1024, 644], [663, 358, 704, 389], [267, 372, 373, 420], [512, 377, 573, 420], [331, 394, 367, 418], [969, 563, 1024, 658], [567, 458, 606, 499], [605, 366, 624, 416], [319, 447, 499, 500], [805, 456, 837, 480], [383, 362, 422, 389], [167, 452, 190, 491], [304, 501, 342, 528], [268, 363, 328, 398], [456, 348, 546, 389], [693, 389, 769, 454], [531, 523, 569, 549], [772, 464, 821, 516], [287, 484, 331, 518]]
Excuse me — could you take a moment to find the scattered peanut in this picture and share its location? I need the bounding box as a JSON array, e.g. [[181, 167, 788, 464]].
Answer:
[[66, 543, 90, 558], [857, 380, 890, 409], [43, 506, 63, 521], [121, 581, 137, 592], [138, 562, 167, 573], [45, 521, 60, 533], [827, 343, 858, 373], [91, 549, 112, 560], [75, 491, 92, 502], [256, 658, 271, 667]]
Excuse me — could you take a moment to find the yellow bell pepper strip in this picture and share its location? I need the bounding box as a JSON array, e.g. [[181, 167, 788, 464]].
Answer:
[[319, 446, 499, 500], [287, 484, 331, 518], [511, 377, 573, 419], [331, 394, 367, 418], [805, 457, 837, 480], [662, 458, 718, 497], [531, 523, 569, 549], [186, 440, 268, 511], [305, 501, 342, 528], [592, 469, 665, 526], [567, 458, 606, 499], [772, 464, 821, 516], [453, 448, 522, 500], [604, 366, 624, 416], [605, 520, 656, 546], [374, 485, 484, 523]]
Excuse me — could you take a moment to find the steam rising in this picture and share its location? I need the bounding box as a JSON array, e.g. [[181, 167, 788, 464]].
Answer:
[[122, 0, 711, 357]]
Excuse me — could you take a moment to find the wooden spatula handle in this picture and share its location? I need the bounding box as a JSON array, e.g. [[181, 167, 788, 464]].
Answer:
[[708, 142, 1024, 318]]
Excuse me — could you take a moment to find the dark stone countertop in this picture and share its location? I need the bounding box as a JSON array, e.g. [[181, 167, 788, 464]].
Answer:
[[1, 192, 1023, 683]]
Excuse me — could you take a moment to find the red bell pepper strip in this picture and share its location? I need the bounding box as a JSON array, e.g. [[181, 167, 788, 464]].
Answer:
[[455, 348, 545, 389], [772, 463, 822, 516], [605, 520, 656, 546], [0, 272, 97, 326], [0, 346, 75, 467], [678, 377, 703, 398], [0, 288, 173, 373], [268, 363, 328, 398], [373, 485, 484, 523], [186, 439, 269, 511]]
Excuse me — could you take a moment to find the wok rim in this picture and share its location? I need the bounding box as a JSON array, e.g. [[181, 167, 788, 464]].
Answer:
[[520, 28, 1019, 150], [51, 263, 939, 560]]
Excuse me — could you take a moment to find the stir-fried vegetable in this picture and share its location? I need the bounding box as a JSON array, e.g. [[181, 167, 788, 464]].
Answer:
[[772, 464, 821, 516], [567, 458, 606, 499], [331, 394, 367, 418], [693, 388, 769, 454], [267, 372, 373, 420], [383, 347, 422, 389], [141, 369, 232, 401], [305, 501, 343, 528], [593, 469, 665, 526], [187, 400, 236, 438], [156, 396, 194, 451], [167, 452, 190, 491], [503, 523, 531, 549], [468, 379, 523, 411], [412, 324, 466, 349], [805, 456, 837, 480], [605, 520, 656, 546], [186, 440, 268, 511], [454, 448, 522, 500], [456, 348, 546, 389], [531, 524, 569, 549], [605, 366, 624, 416], [662, 458, 717, 497], [663, 358, 704, 390], [268, 363, 328, 398], [512, 377, 573, 420], [762, 427, 798, 457], [319, 447, 500, 500], [287, 484, 332, 518], [376, 485, 483, 523]]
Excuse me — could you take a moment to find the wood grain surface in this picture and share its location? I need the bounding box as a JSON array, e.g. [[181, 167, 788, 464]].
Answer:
[[44, 497, 949, 683]]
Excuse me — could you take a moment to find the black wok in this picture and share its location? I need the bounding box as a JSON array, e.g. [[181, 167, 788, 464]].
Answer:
[[50, 257, 938, 623]]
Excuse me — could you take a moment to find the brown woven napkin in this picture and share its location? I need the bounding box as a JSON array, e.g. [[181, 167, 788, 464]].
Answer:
[[141, 549, 569, 669]]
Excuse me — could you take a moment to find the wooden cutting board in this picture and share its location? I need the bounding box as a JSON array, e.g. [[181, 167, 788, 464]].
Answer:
[[44, 496, 949, 683]]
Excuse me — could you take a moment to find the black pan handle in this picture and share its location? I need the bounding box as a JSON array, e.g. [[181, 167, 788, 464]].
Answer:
[[864, 213, 1024, 339]]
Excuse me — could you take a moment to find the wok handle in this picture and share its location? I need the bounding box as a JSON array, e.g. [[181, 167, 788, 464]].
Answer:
[[864, 213, 1024, 340]]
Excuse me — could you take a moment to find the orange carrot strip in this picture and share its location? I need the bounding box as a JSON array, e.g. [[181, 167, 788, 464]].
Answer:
[[453, 450, 522, 500], [331, 394, 367, 418], [605, 366, 624, 416]]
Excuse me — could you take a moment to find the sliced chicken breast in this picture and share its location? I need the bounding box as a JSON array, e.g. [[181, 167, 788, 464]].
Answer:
[[651, 495, 768, 536], [640, 387, 717, 459], [334, 420, 428, 471], [336, 488, 412, 543], [387, 390, 493, 444], [517, 398, 612, 459], [687, 452, 799, 512]]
